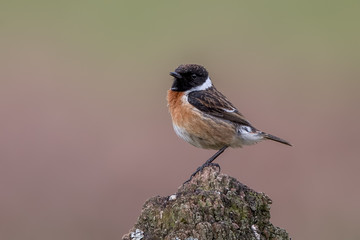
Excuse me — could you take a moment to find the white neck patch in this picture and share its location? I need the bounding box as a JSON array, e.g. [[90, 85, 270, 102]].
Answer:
[[185, 77, 213, 94]]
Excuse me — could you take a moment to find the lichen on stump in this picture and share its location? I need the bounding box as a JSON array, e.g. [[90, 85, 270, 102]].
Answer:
[[122, 167, 290, 240]]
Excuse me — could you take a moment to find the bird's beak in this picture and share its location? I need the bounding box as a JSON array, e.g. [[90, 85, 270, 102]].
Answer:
[[170, 72, 182, 79]]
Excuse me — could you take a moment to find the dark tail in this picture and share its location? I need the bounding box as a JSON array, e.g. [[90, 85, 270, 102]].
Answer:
[[263, 133, 292, 146]]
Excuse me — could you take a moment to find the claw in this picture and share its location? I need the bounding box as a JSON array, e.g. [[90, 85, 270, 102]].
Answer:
[[183, 146, 228, 185], [183, 162, 221, 184]]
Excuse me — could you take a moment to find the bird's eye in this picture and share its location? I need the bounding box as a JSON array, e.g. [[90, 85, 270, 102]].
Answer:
[[191, 74, 197, 80]]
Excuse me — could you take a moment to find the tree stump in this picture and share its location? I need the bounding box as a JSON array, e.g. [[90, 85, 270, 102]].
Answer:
[[122, 166, 290, 240]]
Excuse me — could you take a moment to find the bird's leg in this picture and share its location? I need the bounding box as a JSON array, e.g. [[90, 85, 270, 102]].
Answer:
[[184, 146, 229, 184]]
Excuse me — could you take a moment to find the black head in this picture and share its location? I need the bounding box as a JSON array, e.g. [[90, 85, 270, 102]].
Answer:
[[169, 64, 209, 91]]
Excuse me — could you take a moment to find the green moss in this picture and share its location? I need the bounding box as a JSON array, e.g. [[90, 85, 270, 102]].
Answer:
[[124, 167, 290, 240]]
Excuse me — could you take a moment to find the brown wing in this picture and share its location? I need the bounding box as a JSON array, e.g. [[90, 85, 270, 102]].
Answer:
[[187, 87, 252, 127]]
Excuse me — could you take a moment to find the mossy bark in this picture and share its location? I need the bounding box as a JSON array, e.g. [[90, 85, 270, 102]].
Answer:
[[122, 167, 289, 240]]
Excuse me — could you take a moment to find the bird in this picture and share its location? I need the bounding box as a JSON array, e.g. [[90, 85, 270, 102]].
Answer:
[[167, 64, 291, 183]]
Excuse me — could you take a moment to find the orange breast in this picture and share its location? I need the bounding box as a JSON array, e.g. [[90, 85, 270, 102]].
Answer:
[[167, 91, 195, 126], [167, 90, 237, 149]]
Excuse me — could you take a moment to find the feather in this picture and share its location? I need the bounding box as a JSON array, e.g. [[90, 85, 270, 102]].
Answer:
[[187, 87, 252, 127]]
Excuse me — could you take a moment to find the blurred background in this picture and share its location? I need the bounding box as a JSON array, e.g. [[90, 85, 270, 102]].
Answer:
[[1, 1, 359, 240]]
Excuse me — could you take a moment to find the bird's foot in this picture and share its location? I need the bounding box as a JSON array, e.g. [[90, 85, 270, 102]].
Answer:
[[183, 162, 221, 184]]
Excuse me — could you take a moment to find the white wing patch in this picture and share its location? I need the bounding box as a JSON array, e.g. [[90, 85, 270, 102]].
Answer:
[[222, 107, 236, 113]]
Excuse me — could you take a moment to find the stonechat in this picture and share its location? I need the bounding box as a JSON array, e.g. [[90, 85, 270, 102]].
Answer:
[[167, 64, 291, 183]]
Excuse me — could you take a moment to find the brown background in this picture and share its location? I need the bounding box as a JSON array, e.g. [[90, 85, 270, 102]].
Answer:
[[1, 1, 359, 240]]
